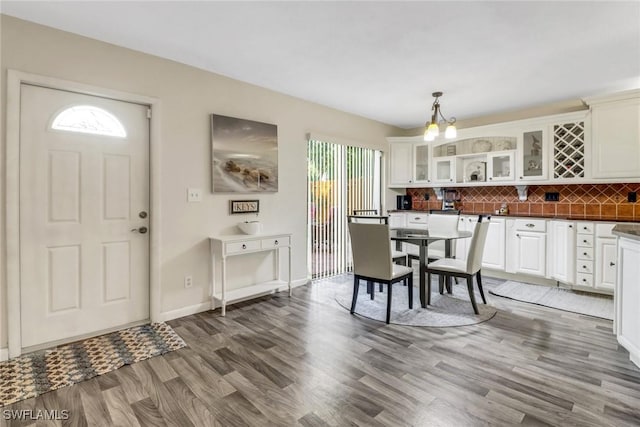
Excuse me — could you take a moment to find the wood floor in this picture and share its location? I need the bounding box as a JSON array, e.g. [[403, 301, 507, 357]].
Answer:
[[3, 275, 640, 426]]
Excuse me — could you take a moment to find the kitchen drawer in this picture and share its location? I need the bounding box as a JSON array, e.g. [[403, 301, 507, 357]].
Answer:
[[408, 213, 428, 227], [261, 236, 290, 249], [576, 273, 593, 287], [514, 219, 546, 232], [227, 240, 261, 254], [577, 247, 594, 261], [576, 261, 594, 274], [576, 222, 594, 234], [577, 234, 594, 248], [595, 223, 616, 238]]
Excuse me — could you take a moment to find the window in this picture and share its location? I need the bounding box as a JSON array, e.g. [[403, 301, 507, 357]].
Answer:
[[51, 105, 126, 138]]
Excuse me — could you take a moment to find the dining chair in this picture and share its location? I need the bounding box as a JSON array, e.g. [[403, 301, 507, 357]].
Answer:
[[348, 222, 414, 324], [348, 213, 408, 266], [425, 215, 491, 314], [406, 210, 461, 264]]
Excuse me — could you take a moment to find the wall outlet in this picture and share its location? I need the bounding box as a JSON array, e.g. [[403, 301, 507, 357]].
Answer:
[[629, 191, 637, 203], [184, 275, 193, 289], [544, 192, 560, 202], [187, 188, 202, 202]]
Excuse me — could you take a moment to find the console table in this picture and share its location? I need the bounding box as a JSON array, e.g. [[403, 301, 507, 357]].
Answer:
[[209, 233, 292, 315]]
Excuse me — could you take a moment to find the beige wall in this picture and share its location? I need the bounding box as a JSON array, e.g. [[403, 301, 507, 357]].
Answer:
[[0, 15, 400, 349]]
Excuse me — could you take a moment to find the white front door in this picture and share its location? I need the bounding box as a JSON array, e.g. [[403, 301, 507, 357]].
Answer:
[[19, 84, 150, 350]]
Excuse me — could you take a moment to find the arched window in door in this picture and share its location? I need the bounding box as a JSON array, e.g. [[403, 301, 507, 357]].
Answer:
[[51, 105, 127, 138]]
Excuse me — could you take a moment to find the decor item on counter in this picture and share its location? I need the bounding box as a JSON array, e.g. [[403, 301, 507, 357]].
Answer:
[[238, 220, 263, 235], [0, 323, 186, 407], [489, 281, 613, 320], [211, 114, 278, 193], [498, 203, 509, 215], [471, 139, 493, 153], [230, 199, 260, 214], [464, 160, 487, 182], [423, 91, 457, 141]]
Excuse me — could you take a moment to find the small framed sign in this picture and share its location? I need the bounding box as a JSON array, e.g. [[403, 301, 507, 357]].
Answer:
[[230, 200, 260, 214]]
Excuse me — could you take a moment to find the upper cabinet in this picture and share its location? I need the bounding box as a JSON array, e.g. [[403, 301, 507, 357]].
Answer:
[[587, 90, 640, 179], [387, 90, 639, 189], [388, 137, 431, 187]]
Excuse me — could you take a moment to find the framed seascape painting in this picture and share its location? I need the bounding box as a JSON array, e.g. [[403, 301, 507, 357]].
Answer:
[[211, 114, 278, 193]]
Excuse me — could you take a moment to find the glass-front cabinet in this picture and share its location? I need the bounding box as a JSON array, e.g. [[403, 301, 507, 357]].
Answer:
[[433, 156, 456, 183], [413, 142, 431, 184], [487, 152, 515, 182], [517, 129, 547, 181]]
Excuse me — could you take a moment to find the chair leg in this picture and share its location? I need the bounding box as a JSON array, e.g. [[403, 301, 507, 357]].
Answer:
[[439, 275, 444, 294], [350, 275, 359, 314], [454, 277, 459, 285], [386, 281, 393, 324], [476, 271, 487, 304], [408, 276, 413, 309], [370, 281, 375, 300], [379, 283, 383, 292], [446, 276, 452, 294], [426, 271, 432, 306], [466, 276, 479, 315]]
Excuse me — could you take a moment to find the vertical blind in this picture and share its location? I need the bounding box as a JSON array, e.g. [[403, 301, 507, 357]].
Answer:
[[308, 138, 382, 279]]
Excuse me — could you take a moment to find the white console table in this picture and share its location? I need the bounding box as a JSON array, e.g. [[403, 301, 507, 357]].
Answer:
[[209, 233, 292, 316]]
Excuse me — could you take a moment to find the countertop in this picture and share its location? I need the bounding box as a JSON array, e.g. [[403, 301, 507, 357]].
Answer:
[[388, 210, 640, 223], [612, 224, 640, 241]]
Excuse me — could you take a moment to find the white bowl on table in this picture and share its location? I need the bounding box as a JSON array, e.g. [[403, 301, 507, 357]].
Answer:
[[238, 221, 263, 235]]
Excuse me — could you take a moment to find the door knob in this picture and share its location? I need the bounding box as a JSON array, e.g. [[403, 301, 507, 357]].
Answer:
[[139, 211, 148, 219], [131, 226, 148, 234]]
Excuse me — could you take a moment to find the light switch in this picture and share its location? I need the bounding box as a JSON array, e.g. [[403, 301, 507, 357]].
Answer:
[[187, 188, 202, 202]]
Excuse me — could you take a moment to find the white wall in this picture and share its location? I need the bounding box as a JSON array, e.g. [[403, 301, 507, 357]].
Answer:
[[0, 15, 400, 348]]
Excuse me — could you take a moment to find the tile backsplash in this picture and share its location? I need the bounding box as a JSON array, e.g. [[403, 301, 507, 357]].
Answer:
[[406, 183, 640, 221]]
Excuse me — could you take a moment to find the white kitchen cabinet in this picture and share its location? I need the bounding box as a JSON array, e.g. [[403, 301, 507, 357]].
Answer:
[[389, 142, 413, 186], [615, 236, 640, 368], [575, 221, 595, 289], [587, 90, 640, 179], [517, 128, 548, 181], [388, 137, 431, 187], [433, 156, 456, 184], [482, 217, 506, 270], [507, 219, 547, 277], [487, 151, 515, 182], [551, 115, 588, 180], [594, 223, 617, 292], [548, 220, 575, 284], [388, 212, 407, 228]]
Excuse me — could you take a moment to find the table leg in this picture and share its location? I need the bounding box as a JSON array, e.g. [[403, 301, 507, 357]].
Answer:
[[420, 244, 427, 308], [221, 256, 227, 316], [445, 240, 453, 294]]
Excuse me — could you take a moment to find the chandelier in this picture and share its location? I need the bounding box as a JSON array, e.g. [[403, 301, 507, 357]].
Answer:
[[423, 91, 457, 141]]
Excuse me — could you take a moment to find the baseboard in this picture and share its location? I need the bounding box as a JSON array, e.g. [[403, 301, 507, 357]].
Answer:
[[618, 335, 640, 369], [157, 302, 212, 323], [158, 278, 311, 322], [0, 347, 8, 362]]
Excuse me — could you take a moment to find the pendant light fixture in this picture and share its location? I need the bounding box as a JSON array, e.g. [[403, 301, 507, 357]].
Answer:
[[423, 91, 457, 141]]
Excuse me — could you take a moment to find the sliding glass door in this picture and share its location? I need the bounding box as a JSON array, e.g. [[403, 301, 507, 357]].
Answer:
[[308, 139, 382, 279]]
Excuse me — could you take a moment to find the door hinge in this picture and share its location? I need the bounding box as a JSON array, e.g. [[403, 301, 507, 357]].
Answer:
[[147, 108, 152, 119]]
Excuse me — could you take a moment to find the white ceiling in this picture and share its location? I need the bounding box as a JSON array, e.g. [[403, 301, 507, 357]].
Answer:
[[2, 1, 639, 128]]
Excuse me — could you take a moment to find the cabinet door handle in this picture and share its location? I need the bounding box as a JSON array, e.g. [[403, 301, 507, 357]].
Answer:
[[583, 252, 588, 256], [569, 225, 573, 228], [526, 223, 535, 228], [583, 240, 588, 243], [489, 177, 493, 180], [520, 176, 523, 180], [610, 261, 616, 266], [242, 244, 247, 249], [516, 233, 520, 238], [583, 226, 588, 230], [582, 278, 587, 282], [275, 240, 279, 245], [583, 265, 587, 269]]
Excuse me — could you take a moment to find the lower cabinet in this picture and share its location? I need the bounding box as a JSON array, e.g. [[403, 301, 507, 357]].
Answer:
[[507, 219, 547, 277], [616, 236, 640, 368], [548, 220, 575, 284], [482, 218, 506, 270], [595, 237, 617, 292]]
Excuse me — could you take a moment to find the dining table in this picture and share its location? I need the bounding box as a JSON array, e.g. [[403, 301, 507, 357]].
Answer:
[[390, 227, 473, 308]]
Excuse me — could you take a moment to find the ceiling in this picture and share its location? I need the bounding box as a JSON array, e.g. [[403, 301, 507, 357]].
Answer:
[[2, 1, 639, 129]]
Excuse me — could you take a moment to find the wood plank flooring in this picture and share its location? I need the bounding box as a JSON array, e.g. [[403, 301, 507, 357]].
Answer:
[[3, 275, 640, 426]]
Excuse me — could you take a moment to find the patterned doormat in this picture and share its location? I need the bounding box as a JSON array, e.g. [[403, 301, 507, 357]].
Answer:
[[0, 323, 186, 407]]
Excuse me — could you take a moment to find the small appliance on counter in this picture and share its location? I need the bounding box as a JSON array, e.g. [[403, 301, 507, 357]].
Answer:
[[442, 189, 460, 210], [396, 195, 412, 210]]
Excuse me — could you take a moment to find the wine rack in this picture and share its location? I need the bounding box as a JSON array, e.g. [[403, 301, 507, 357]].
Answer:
[[553, 121, 585, 179]]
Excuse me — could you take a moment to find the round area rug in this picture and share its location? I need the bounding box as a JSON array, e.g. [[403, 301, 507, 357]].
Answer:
[[335, 282, 497, 327]]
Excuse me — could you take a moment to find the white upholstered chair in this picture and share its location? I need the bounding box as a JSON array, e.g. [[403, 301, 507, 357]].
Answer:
[[406, 211, 461, 278], [348, 214, 408, 266], [425, 216, 491, 314], [348, 222, 414, 324]]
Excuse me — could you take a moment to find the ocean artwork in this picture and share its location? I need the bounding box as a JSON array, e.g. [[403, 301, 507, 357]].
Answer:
[[211, 114, 278, 193]]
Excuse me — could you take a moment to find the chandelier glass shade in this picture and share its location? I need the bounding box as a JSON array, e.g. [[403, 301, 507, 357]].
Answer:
[[424, 91, 457, 141]]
